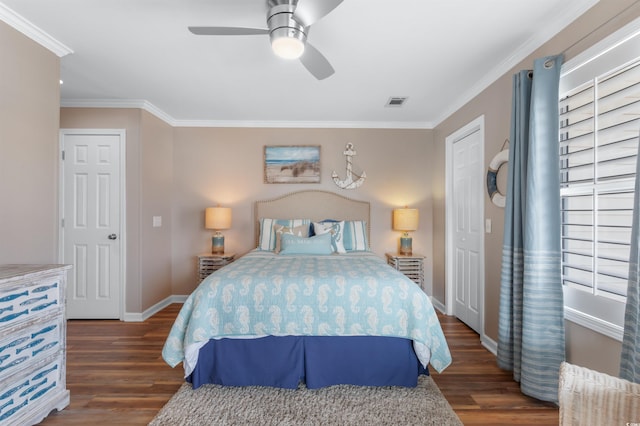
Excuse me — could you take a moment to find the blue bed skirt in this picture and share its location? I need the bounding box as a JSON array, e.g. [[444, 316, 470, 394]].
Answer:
[[187, 335, 427, 389]]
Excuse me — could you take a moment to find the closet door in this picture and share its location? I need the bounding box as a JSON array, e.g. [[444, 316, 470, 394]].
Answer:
[[451, 126, 483, 333], [60, 130, 125, 319]]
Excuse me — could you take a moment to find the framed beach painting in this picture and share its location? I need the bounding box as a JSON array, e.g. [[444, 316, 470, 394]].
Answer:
[[264, 145, 321, 184]]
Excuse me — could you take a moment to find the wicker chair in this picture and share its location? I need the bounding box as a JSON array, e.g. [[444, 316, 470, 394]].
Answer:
[[559, 362, 640, 425]]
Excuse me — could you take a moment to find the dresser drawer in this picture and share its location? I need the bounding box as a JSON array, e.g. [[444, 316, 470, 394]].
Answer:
[[0, 265, 70, 425], [0, 315, 64, 381], [0, 277, 63, 329], [0, 355, 68, 425]]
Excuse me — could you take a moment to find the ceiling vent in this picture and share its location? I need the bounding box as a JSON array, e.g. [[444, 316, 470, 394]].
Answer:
[[386, 97, 408, 107]]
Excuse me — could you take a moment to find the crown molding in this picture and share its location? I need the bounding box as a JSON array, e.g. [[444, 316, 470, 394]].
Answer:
[[61, 98, 433, 129], [0, 3, 73, 57], [172, 119, 433, 129], [61, 99, 177, 126], [433, 0, 599, 127]]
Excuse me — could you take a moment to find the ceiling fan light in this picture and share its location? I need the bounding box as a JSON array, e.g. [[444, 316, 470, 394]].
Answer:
[[271, 36, 305, 59]]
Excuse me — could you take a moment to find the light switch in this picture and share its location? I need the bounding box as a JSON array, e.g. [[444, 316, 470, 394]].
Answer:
[[485, 218, 492, 233], [153, 216, 162, 227]]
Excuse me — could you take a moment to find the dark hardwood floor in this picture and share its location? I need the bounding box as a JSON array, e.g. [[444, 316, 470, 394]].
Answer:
[[432, 314, 558, 425], [38, 304, 557, 425]]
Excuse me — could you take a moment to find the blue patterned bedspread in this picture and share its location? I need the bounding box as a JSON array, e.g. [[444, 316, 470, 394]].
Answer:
[[162, 251, 452, 375]]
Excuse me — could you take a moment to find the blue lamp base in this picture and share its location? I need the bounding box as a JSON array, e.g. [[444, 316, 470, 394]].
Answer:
[[400, 234, 412, 256], [212, 233, 225, 254]]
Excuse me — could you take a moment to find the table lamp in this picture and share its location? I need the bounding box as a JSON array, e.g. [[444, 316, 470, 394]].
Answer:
[[205, 206, 231, 254], [393, 207, 419, 255]]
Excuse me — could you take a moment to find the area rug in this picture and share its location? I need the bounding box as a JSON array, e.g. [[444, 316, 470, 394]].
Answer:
[[149, 375, 462, 425]]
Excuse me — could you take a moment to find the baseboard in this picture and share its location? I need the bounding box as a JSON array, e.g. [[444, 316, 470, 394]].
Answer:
[[414, 296, 498, 356], [430, 297, 446, 314], [123, 294, 188, 322], [481, 333, 498, 355]]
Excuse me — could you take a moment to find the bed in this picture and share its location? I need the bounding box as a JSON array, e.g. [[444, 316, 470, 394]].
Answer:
[[162, 190, 452, 389]]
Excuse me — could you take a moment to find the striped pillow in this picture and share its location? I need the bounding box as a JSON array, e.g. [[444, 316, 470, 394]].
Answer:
[[257, 218, 310, 251], [343, 220, 369, 251]]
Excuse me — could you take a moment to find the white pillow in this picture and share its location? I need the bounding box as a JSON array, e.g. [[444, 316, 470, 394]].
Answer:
[[312, 221, 346, 254]]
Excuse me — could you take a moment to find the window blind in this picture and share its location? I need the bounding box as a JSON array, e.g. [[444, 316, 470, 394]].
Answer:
[[559, 60, 640, 299]]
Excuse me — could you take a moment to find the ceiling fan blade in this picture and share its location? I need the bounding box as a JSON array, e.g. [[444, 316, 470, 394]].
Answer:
[[293, 0, 343, 26], [188, 26, 268, 36], [300, 42, 334, 80]]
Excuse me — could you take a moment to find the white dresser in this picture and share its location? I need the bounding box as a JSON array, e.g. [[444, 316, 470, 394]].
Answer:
[[0, 264, 71, 425]]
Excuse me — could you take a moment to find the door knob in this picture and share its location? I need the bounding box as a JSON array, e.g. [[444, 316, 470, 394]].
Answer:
[[108, 234, 117, 240]]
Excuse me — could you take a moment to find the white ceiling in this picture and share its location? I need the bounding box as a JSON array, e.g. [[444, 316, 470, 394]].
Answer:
[[1, 0, 597, 128]]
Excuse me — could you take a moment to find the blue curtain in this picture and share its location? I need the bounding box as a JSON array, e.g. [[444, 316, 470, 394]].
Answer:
[[620, 133, 640, 384], [497, 55, 565, 403]]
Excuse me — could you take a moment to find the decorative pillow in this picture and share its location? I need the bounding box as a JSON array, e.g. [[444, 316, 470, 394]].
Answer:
[[310, 219, 368, 251], [273, 224, 309, 253], [257, 218, 310, 251], [343, 220, 369, 251], [309, 219, 338, 236], [312, 221, 346, 254], [279, 233, 333, 255]]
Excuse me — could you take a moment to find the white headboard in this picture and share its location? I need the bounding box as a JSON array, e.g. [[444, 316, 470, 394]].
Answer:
[[254, 190, 370, 245]]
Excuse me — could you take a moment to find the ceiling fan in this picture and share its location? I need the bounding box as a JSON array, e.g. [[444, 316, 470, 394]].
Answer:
[[188, 0, 343, 80]]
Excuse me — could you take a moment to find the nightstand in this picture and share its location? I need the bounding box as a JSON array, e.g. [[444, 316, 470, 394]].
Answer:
[[197, 253, 235, 282], [385, 252, 425, 289]]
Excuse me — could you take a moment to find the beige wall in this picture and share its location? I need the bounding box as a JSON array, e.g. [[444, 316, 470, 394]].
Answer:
[[432, 0, 640, 375], [0, 22, 60, 264], [140, 111, 173, 310], [171, 127, 434, 295]]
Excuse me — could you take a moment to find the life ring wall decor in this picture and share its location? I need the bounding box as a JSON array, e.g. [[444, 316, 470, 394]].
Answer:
[[486, 147, 509, 208]]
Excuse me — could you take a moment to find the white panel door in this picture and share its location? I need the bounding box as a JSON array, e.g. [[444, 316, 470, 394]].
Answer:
[[61, 131, 123, 319], [452, 128, 483, 332]]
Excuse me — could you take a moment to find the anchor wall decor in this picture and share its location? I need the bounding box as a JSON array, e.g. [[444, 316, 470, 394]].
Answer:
[[332, 143, 366, 190]]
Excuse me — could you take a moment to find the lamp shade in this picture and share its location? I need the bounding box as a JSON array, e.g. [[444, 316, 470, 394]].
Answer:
[[205, 207, 231, 230], [393, 208, 419, 232]]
